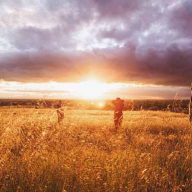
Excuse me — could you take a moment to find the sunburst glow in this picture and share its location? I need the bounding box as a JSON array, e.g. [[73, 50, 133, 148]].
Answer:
[[0, 79, 184, 100], [97, 101, 106, 108], [71, 79, 108, 100]]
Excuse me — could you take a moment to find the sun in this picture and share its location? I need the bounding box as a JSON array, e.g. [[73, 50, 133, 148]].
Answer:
[[74, 79, 107, 100], [97, 101, 106, 108]]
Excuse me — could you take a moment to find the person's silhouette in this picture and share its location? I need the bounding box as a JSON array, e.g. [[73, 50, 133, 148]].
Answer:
[[112, 97, 124, 131], [56, 100, 64, 124]]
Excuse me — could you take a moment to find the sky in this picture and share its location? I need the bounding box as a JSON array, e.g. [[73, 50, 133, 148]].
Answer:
[[0, 0, 192, 99]]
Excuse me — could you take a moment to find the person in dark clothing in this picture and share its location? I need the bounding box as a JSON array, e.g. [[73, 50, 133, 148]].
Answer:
[[112, 97, 124, 130]]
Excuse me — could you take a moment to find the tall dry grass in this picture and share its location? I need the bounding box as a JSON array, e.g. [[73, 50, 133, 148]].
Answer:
[[0, 108, 192, 192]]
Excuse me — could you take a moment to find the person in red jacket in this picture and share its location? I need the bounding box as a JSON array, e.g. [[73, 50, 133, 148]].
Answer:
[[112, 97, 124, 131]]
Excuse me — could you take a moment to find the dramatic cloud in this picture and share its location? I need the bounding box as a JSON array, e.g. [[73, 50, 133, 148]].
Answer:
[[0, 0, 191, 86]]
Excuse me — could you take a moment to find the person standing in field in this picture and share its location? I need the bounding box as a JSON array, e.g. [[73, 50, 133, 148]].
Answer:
[[56, 100, 64, 124], [112, 97, 124, 131]]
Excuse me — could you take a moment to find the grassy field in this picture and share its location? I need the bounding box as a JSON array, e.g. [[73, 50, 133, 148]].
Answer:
[[0, 108, 192, 192]]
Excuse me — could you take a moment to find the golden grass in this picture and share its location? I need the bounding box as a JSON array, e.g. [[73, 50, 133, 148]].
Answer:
[[0, 108, 192, 192]]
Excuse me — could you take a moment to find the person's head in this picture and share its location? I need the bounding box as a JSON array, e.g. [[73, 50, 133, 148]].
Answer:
[[116, 97, 121, 100], [56, 100, 62, 108]]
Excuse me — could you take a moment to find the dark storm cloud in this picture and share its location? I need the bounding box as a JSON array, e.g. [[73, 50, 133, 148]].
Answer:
[[0, 0, 191, 86], [0, 52, 92, 82], [1, 45, 191, 86], [93, 0, 143, 18], [168, 1, 192, 37], [10, 26, 76, 51], [99, 45, 192, 86]]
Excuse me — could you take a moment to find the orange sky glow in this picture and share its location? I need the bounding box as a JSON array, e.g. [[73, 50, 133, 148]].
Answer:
[[0, 78, 189, 100]]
